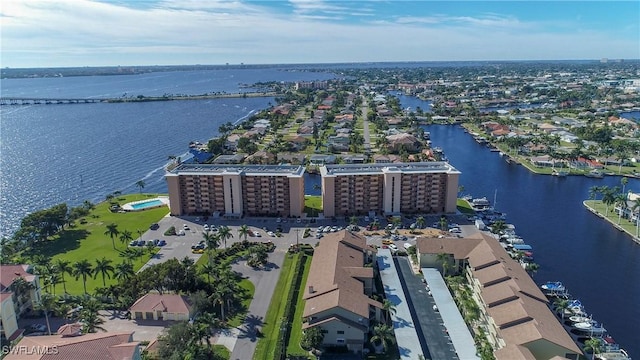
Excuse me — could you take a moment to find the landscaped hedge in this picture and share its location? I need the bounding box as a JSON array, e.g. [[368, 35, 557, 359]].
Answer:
[[273, 254, 308, 360]]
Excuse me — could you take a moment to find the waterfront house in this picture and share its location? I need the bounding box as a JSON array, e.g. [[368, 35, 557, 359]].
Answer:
[[386, 133, 421, 153], [302, 231, 382, 355], [5, 332, 141, 360], [129, 293, 192, 321], [212, 154, 246, 164], [0, 264, 41, 344]]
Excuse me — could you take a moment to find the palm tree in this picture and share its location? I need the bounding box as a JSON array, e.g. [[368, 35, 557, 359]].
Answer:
[[415, 216, 425, 229], [55, 259, 73, 294], [238, 224, 250, 243], [381, 299, 396, 324], [438, 216, 448, 231], [490, 220, 507, 234], [113, 262, 135, 282], [73, 259, 94, 294], [46, 272, 61, 296], [369, 323, 395, 354], [35, 293, 58, 335], [79, 298, 106, 333], [217, 226, 233, 249], [135, 180, 145, 194], [104, 223, 120, 250], [202, 231, 220, 266], [584, 337, 602, 360], [601, 187, 617, 217], [614, 193, 628, 224], [621, 176, 629, 194], [436, 252, 450, 276], [554, 298, 569, 320], [200, 263, 215, 284], [349, 216, 358, 226], [632, 198, 640, 237], [93, 257, 114, 287], [119, 230, 133, 247]]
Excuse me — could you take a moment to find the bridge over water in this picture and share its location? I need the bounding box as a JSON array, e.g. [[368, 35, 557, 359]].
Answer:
[[0, 92, 276, 106]]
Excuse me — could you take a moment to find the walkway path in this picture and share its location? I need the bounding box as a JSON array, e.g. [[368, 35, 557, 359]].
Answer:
[[229, 248, 286, 359]]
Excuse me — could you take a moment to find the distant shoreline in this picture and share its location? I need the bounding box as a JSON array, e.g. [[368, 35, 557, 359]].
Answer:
[[0, 92, 278, 105]]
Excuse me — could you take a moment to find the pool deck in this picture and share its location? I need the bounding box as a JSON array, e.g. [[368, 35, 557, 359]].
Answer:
[[121, 196, 169, 211]]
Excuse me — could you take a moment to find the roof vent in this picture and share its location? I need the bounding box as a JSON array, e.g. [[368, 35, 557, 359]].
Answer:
[[309, 286, 315, 294]]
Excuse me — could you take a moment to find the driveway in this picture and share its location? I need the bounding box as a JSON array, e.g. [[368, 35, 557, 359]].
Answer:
[[100, 310, 169, 342]]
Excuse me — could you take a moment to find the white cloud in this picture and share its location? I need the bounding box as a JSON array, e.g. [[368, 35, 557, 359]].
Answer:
[[0, 0, 638, 68]]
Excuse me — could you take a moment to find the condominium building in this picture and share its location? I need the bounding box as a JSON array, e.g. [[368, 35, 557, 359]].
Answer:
[[320, 162, 460, 217], [416, 233, 583, 360], [0, 264, 42, 344], [165, 164, 305, 217]]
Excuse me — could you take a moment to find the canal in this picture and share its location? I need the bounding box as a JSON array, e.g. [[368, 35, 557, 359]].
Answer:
[[424, 124, 640, 356]]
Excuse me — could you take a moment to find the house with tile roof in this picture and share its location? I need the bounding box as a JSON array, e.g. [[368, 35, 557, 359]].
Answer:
[[416, 233, 583, 360], [0, 264, 42, 344], [129, 293, 192, 321], [4, 332, 140, 360], [302, 231, 383, 354]]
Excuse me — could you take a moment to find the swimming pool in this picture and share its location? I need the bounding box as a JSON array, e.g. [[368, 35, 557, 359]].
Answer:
[[131, 199, 163, 210], [122, 197, 169, 212]]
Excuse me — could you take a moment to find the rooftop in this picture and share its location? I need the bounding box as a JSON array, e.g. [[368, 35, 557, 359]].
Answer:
[[167, 163, 305, 177], [321, 161, 460, 176]]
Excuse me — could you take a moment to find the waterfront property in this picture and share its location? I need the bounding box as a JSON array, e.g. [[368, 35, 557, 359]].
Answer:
[[0, 264, 42, 344], [416, 233, 583, 360], [121, 197, 169, 212], [301, 231, 383, 354], [320, 162, 460, 217], [165, 164, 305, 218]]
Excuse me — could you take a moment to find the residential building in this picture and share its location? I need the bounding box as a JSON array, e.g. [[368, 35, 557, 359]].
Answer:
[[416, 233, 583, 360], [302, 231, 382, 354], [0, 264, 41, 344], [166, 164, 305, 217], [4, 332, 141, 360], [129, 293, 192, 321], [320, 162, 460, 217]]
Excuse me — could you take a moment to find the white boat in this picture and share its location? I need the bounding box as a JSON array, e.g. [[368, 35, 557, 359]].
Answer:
[[471, 197, 491, 211], [585, 169, 604, 178], [596, 349, 631, 360], [569, 315, 590, 323], [573, 320, 607, 335], [552, 169, 568, 177]]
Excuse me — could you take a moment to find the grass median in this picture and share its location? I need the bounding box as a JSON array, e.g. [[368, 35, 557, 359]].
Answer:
[[253, 252, 301, 360]]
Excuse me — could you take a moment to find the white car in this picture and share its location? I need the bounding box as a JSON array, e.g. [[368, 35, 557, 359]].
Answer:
[[403, 243, 413, 250], [388, 244, 398, 251], [267, 231, 275, 237], [203, 224, 209, 231]]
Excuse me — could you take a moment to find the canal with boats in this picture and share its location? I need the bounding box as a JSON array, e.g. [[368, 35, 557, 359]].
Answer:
[[421, 123, 639, 357]]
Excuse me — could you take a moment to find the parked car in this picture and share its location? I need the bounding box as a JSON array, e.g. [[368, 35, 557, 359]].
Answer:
[[382, 239, 393, 245], [149, 223, 159, 230], [203, 224, 209, 231], [153, 239, 160, 246], [388, 244, 398, 251], [183, 224, 190, 230], [403, 243, 413, 250], [158, 239, 167, 246], [267, 231, 275, 237], [129, 240, 137, 246], [191, 240, 205, 249], [136, 240, 145, 246], [29, 324, 46, 332], [254, 232, 262, 237], [178, 230, 186, 236]]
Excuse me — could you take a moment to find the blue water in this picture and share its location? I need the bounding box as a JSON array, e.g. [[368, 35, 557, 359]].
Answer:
[[1, 68, 336, 238], [424, 124, 640, 357], [130, 199, 163, 210], [621, 111, 640, 120], [1, 68, 638, 355], [1, 68, 336, 99]]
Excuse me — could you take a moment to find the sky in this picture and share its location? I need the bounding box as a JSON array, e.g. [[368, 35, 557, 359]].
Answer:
[[1, 0, 639, 68]]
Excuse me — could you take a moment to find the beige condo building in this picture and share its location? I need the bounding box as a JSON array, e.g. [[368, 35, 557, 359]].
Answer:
[[166, 164, 305, 217], [320, 162, 460, 217]]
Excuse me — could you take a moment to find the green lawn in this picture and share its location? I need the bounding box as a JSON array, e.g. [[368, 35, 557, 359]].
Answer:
[[304, 195, 322, 217], [213, 344, 230, 359], [227, 279, 255, 328], [286, 253, 313, 358], [253, 253, 300, 360], [26, 193, 169, 295], [584, 200, 640, 238]]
